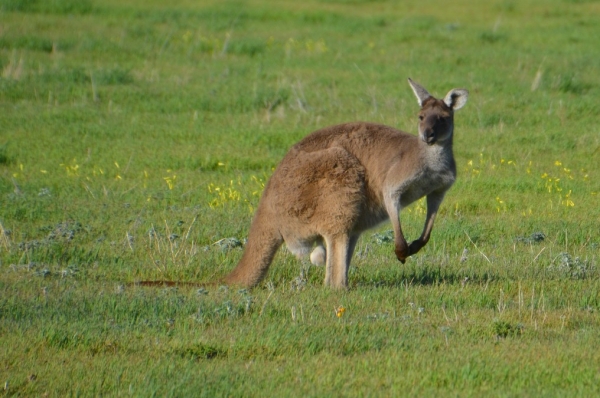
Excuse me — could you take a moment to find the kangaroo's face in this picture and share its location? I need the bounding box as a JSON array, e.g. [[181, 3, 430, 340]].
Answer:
[[418, 98, 454, 146], [408, 78, 468, 147]]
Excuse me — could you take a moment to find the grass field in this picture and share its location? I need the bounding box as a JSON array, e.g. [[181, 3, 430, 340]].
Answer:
[[1, 0, 600, 396]]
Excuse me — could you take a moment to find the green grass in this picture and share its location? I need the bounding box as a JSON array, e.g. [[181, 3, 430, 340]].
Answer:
[[1, 0, 600, 396]]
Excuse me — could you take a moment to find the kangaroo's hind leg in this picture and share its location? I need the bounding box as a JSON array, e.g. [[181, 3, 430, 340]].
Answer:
[[323, 234, 360, 289], [309, 202, 362, 269], [275, 146, 366, 287]]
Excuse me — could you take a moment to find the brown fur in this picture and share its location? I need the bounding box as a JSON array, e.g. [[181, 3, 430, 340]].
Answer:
[[222, 79, 469, 289]]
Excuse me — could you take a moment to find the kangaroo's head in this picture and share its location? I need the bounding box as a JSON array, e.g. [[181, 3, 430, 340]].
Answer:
[[408, 78, 468, 146]]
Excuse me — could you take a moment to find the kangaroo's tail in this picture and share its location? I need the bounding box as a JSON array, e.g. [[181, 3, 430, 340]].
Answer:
[[133, 198, 282, 290], [222, 204, 283, 288]]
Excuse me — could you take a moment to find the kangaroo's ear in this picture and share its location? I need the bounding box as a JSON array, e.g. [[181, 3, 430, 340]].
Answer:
[[443, 88, 469, 111], [408, 78, 431, 107]]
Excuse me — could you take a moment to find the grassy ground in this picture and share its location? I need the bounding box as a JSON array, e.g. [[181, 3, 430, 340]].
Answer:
[[1, 0, 600, 396]]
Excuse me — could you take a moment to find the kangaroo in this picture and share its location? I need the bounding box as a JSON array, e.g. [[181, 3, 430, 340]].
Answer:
[[222, 78, 468, 289]]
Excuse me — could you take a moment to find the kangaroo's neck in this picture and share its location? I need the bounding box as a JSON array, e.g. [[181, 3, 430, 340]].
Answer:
[[425, 139, 453, 161]]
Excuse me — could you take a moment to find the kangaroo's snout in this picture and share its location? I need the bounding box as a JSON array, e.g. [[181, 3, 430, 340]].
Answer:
[[422, 128, 436, 145], [419, 113, 446, 146]]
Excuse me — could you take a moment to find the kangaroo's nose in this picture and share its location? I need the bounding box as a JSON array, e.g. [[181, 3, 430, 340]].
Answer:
[[422, 129, 436, 145]]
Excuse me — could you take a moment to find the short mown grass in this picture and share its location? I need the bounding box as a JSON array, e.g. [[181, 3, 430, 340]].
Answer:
[[1, 0, 599, 396]]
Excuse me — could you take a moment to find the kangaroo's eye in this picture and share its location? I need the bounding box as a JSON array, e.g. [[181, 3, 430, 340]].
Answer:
[[418, 115, 424, 121]]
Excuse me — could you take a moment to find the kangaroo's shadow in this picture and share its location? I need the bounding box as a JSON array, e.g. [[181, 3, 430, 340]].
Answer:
[[351, 267, 496, 288]]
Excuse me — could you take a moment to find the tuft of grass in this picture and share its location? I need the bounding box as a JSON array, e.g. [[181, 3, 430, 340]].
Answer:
[[554, 72, 592, 94], [0, 0, 36, 12], [171, 342, 227, 360], [479, 31, 507, 43], [491, 319, 524, 338], [93, 67, 134, 85], [0, 0, 94, 14], [0, 36, 54, 52], [547, 252, 595, 280], [0, 142, 12, 165]]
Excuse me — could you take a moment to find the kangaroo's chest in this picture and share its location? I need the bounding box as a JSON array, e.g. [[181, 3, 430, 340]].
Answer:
[[399, 167, 456, 208]]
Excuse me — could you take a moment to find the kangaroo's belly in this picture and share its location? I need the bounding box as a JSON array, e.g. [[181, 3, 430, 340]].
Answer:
[[352, 204, 389, 233]]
